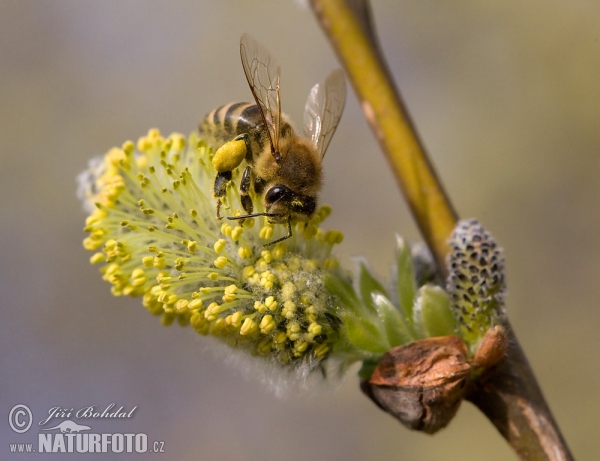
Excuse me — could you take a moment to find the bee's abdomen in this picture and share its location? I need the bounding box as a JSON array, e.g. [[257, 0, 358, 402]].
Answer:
[[200, 103, 265, 150]]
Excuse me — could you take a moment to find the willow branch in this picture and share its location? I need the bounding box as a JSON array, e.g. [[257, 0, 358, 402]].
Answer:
[[310, 0, 457, 277], [310, 0, 573, 459]]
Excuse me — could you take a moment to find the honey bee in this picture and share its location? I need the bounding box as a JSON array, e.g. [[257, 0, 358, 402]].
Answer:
[[199, 34, 346, 245]]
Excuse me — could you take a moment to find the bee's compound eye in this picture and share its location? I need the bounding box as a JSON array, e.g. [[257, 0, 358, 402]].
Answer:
[[265, 185, 292, 205]]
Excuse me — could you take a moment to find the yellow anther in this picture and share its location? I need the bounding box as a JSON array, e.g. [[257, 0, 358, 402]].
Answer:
[[210, 318, 226, 335], [256, 337, 272, 355], [238, 246, 252, 259], [317, 205, 332, 221], [287, 257, 301, 271], [294, 340, 309, 354], [225, 311, 243, 328], [104, 264, 120, 276], [271, 243, 286, 260], [142, 256, 154, 268], [213, 256, 228, 269], [242, 217, 255, 229], [83, 237, 103, 251], [257, 259, 269, 272], [264, 296, 278, 311], [199, 287, 212, 294], [153, 255, 166, 269], [323, 258, 339, 270], [148, 128, 161, 139], [222, 284, 238, 303], [168, 133, 186, 151], [136, 136, 151, 152], [204, 302, 221, 321], [213, 239, 226, 253], [314, 343, 330, 358], [89, 252, 105, 264], [281, 282, 296, 301], [308, 323, 323, 335], [242, 266, 256, 279], [259, 225, 273, 240], [260, 250, 272, 263], [207, 272, 219, 281], [302, 259, 319, 273], [273, 331, 287, 345], [131, 275, 147, 287], [299, 295, 311, 306], [156, 274, 171, 284], [175, 299, 189, 311], [220, 223, 233, 237], [240, 318, 258, 336], [106, 147, 126, 166], [282, 300, 297, 319], [122, 140, 135, 154], [231, 226, 244, 242], [302, 224, 318, 239], [324, 230, 344, 245], [259, 315, 275, 334], [286, 321, 301, 341], [188, 299, 203, 310], [254, 301, 267, 313], [187, 240, 198, 254]]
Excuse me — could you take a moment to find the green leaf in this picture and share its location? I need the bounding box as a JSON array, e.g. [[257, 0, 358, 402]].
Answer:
[[371, 291, 415, 347], [325, 274, 361, 312], [342, 312, 389, 354], [413, 285, 457, 338], [396, 235, 417, 321], [359, 262, 390, 315]]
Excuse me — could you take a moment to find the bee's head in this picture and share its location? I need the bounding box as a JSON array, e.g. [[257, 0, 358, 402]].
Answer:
[[264, 185, 316, 222]]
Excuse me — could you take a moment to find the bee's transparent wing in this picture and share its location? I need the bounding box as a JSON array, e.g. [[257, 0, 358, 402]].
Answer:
[[240, 34, 282, 155], [303, 69, 346, 159]]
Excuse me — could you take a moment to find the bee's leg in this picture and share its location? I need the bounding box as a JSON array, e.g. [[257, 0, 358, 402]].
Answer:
[[213, 171, 232, 220], [263, 219, 293, 247], [239, 166, 254, 224]]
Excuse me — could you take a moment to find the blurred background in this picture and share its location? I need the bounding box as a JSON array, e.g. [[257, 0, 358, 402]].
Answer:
[[2, 1, 599, 459]]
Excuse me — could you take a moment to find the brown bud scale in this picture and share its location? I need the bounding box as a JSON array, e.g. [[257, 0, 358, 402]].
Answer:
[[367, 336, 470, 434]]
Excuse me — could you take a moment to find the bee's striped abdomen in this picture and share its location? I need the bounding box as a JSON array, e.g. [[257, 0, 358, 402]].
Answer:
[[200, 102, 263, 150], [199, 102, 294, 163]]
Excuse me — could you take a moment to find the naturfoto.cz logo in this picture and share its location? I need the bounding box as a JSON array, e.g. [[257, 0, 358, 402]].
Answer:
[[8, 404, 165, 455]]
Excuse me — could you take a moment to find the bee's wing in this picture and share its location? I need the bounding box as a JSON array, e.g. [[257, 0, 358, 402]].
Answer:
[[240, 34, 282, 155], [303, 69, 346, 159]]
